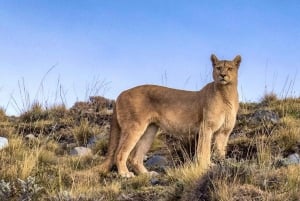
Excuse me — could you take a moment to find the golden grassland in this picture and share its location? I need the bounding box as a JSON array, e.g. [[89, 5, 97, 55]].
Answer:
[[0, 94, 300, 200]]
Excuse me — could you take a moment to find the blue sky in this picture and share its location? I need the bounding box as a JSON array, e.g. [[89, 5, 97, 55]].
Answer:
[[1, 1, 300, 115]]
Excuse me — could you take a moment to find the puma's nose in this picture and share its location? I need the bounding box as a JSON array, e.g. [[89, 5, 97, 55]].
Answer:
[[220, 74, 226, 78]]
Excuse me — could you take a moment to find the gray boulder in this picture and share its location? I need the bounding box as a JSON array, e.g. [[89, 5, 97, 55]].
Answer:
[[286, 153, 300, 165], [276, 153, 300, 167], [70, 147, 92, 156], [250, 110, 280, 125], [145, 155, 169, 173]]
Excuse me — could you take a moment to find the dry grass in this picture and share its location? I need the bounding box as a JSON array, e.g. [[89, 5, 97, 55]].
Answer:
[[19, 102, 46, 122], [0, 107, 7, 122], [1, 95, 300, 200], [0, 136, 34, 180], [256, 136, 273, 168], [261, 92, 278, 105], [73, 118, 100, 146], [167, 161, 205, 186], [182, 95, 300, 201]]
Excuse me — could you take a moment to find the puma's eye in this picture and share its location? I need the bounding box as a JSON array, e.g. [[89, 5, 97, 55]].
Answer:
[[228, 67, 233, 71], [216, 67, 221, 71]]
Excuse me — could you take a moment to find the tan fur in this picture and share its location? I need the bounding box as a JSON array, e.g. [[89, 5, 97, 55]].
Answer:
[[99, 54, 242, 177]]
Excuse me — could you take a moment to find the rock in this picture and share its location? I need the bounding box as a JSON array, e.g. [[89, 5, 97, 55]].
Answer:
[[70, 147, 92, 156], [145, 155, 168, 167], [150, 177, 160, 185], [286, 153, 300, 165], [275, 153, 300, 167], [87, 136, 98, 148], [0, 137, 8, 149], [25, 134, 37, 141], [251, 110, 280, 125], [232, 109, 281, 138], [145, 155, 168, 172], [67, 143, 78, 149]]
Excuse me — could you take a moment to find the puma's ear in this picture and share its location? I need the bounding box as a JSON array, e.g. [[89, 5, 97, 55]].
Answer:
[[211, 54, 218, 66], [233, 55, 242, 67]]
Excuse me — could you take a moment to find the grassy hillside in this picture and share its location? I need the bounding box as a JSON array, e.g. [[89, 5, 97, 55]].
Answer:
[[0, 94, 299, 201]]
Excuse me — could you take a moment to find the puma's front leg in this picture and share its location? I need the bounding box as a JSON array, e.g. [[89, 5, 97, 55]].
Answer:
[[197, 122, 213, 170], [213, 129, 231, 160]]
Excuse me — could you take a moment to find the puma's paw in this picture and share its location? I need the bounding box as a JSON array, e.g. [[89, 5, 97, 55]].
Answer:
[[120, 171, 135, 178]]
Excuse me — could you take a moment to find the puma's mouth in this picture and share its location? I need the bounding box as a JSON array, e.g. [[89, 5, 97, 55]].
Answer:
[[218, 77, 228, 84]]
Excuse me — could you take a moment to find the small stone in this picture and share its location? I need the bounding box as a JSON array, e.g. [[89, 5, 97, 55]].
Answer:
[[0, 137, 8, 149], [150, 177, 160, 185], [145, 155, 168, 172], [70, 147, 92, 156], [87, 136, 97, 148], [286, 153, 300, 165], [25, 134, 36, 141]]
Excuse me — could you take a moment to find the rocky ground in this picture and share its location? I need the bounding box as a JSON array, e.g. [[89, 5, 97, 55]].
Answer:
[[0, 94, 300, 200]]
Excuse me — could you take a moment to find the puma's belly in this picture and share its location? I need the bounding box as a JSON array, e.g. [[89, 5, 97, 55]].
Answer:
[[156, 110, 199, 135]]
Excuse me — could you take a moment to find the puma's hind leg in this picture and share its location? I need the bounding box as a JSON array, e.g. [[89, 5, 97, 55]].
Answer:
[[129, 124, 159, 176], [97, 106, 120, 173], [115, 123, 148, 178]]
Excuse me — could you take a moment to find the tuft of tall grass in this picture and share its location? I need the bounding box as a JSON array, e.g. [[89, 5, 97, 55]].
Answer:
[[261, 91, 278, 105], [19, 147, 41, 180], [92, 138, 108, 155], [19, 102, 46, 122], [256, 136, 273, 168], [167, 161, 205, 187], [0, 107, 7, 122], [73, 119, 100, 146], [73, 118, 92, 146], [272, 120, 300, 156], [285, 166, 300, 197], [46, 104, 68, 120], [0, 135, 41, 180], [38, 149, 58, 165]]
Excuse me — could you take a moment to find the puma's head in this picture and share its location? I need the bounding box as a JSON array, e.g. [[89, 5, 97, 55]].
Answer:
[[211, 54, 241, 85]]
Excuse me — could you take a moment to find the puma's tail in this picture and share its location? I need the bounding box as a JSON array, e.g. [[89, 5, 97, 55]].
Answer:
[[98, 103, 120, 173]]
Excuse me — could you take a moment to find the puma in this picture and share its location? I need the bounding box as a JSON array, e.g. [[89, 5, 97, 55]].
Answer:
[[99, 54, 241, 177]]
